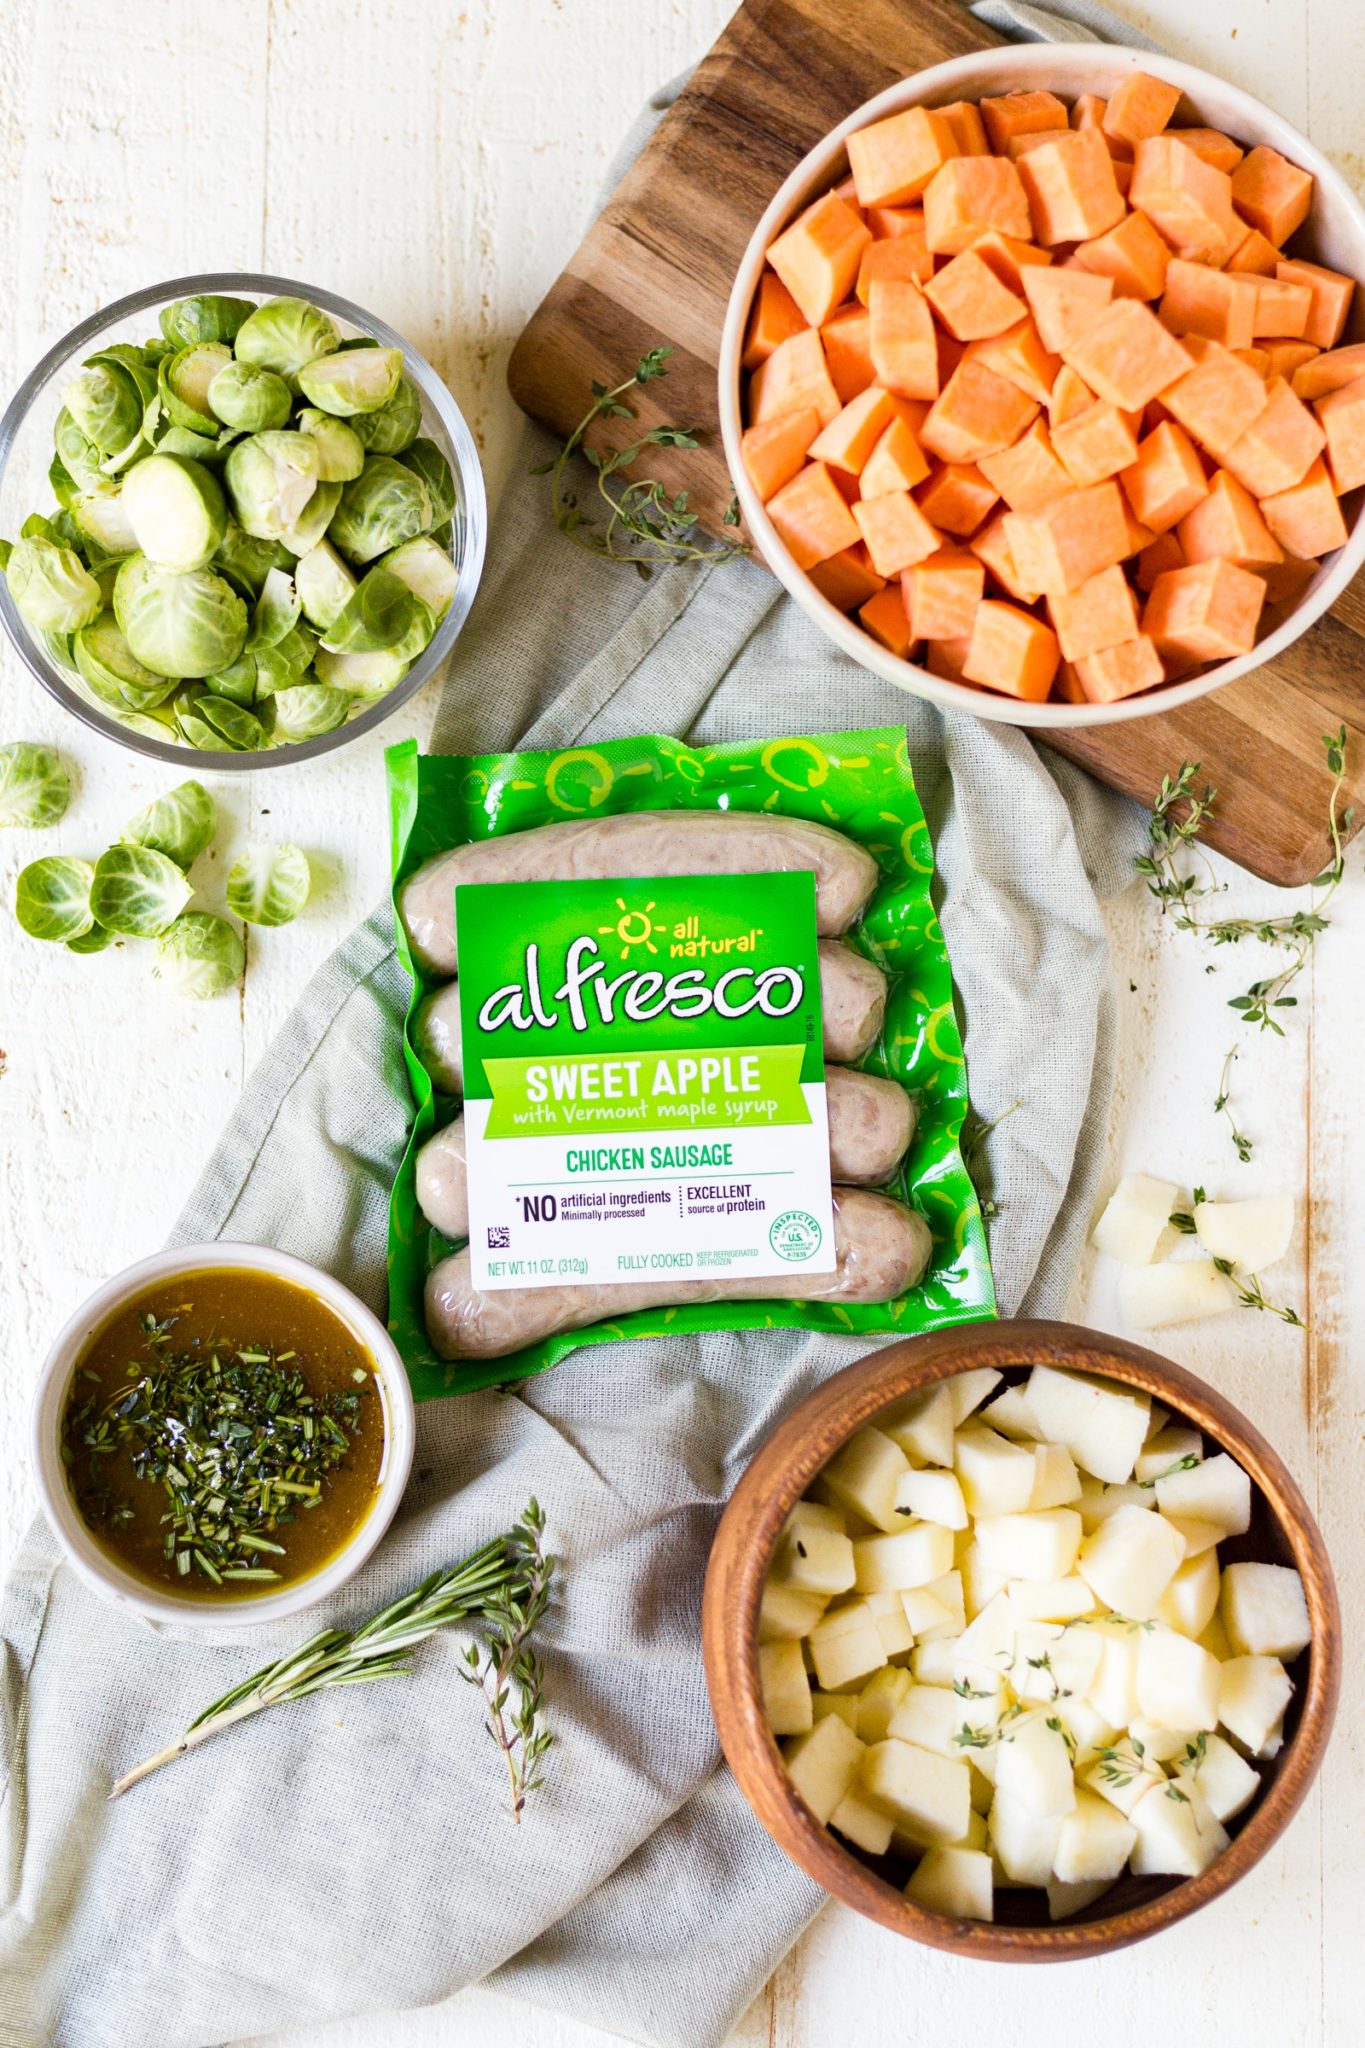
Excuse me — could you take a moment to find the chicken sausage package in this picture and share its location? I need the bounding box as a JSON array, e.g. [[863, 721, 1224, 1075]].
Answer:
[[386, 726, 995, 1396]]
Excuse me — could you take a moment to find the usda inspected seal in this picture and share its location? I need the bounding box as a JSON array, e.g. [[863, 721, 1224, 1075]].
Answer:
[[769, 1210, 823, 1262]]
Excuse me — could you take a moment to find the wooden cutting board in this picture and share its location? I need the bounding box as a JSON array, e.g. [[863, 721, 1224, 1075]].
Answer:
[[507, 0, 1365, 884]]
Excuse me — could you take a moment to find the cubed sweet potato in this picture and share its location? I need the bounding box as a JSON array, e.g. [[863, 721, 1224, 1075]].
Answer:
[[1135, 529, 1185, 590], [742, 408, 822, 501], [962, 318, 1059, 403], [920, 357, 1040, 463], [1274, 260, 1355, 349], [1253, 277, 1312, 340], [1260, 457, 1351, 556], [969, 230, 1054, 294], [1075, 634, 1166, 700], [1222, 377, 1325, 497], [1131, 135, 1237, 262], [1063, 299, 1192, 410], [1159, 259, 1260, 350], [980, 91, 1069, 152], [861, 415, 931, 497], [1017, 130, 1127, 246], [1176, 469, 1283, 567], [1162, 341, 1271, 457], [1021, 266, 1113, 355], [1142, 557, 1266, 665], [1292, 342, 1365, 401], [908, 547, 986, 639], [1049, 363, 1097, 427], [970, 509, 1041, 601], [1103, 72, 1182, 150], [820, 305, 877, 404], [923, 155, 1031, 255], [808, 544, 886, 611], [1052, 399, 1141, 488], [1048, 561, 1140, 659], [1171, 128, 1244, 177], [750, 327, 841, 428], [766, 461, 862, 568], [743, 273, 807, 371], [852, 487, 943, 575], [1224, 225, 1281, 277], [978, 418, 1073, 509], [1119, 420, 1210, 533], [938, 100, 991, 157], [767, 193, 873, 327], [925, 248, 1028, 340], [1231, 146, 1314, 247], [1003, 479, 1131, 594], [916, 460, 999, 534], [859, 580, 914, 655], [963, 598, 1060, 699], [1314, 375, 1365, 493], [848, 106, 958, 208], [1069, 210, 1171, 300], [869, 279, 940, 399], [809, 386, 900, 473]]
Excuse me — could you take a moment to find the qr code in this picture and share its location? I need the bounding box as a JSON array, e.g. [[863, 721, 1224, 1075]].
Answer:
[[487, 1226, 510, 1250]]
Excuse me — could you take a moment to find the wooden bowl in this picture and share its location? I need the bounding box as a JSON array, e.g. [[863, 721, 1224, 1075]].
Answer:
[[702, 1320, 1340, 1959]]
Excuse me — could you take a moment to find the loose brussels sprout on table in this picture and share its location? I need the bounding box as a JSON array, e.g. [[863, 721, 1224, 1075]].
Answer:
[[1, 289, 461, 755]]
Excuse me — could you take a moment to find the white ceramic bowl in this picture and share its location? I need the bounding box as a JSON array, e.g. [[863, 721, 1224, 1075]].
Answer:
[[718, 43, 1365, 729], [31, 1242, 416, 1628]]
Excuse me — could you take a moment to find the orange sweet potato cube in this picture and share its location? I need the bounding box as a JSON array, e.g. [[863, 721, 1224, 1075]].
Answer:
[[766, 461, 862, 568], [1170, 128, 1244, 177], [1021, 266, 1113, 355], [742, 408, 821, 501], [939, 100, 991, 157], [858, 580, 913, 656], [969, 230, 1053, 294], [925, 635, 973, 682], [1007, 130, 1078, 163], [809, 386, 899, 473], [970, 510, 1041, 602], [750, 327, 841, 428], [978, 418, 1073, 511], [1162, 341, 1270, 457], [980, 91, 1069, 152], [1131, 135, 1237, 261], [962, 599, 1060, 701], [1017, 130, 1127, 246], [1141, 557, 1266, 665], [1075, 634, 1166, 701], [743, 273, 807, 371], [1257, 553, 1321, 606], [907, 548, 985, 640], [916, 460, 999, 535], [920, 357, 1040, 463], [1275, 260, 1355, 349], [1053, 656, 1088, 703], [1292, 342, 1365, 401], [1222, 377, 1325, 496], [867, 204, 924, 239], [861, 415, 931, 497], [1231, 146, 1314, 247], [1002, 480, 1130, 595], [1069, 210, 1171, 300], [1121, 503, 1157, 557], [1119, 420, 1210, 532], [1071, 94, 1109, 133], [923, 155, 1031, 255], [1049, 363, 1097, 427], [808, 543, 885, 611], [1253, 277, 1312, 340], [1232, 347, 1273, 378], [869, 279, 940, 399], [848, 106, 958, 208], [962, 317, 1060, 403], [924, 249, 1027, 340], [821, 306, 876, 403], [1177, 469, 1283, 567], [1047, 561, 1140, 660], [767, 193, 873, 327], [1263, 340, 1320, 381], [1063, 299, 1192, 410], [1224, 225, 1280, 276], [1159, 259, 1260, 350], [857, 230, 933, 302], [1135, 529, 1185, 590], [1052, 400, 1141, 488], [1313, 375, 1365, 493], [1261, 457, 1351, 556], [1103, 71, 1182, 150], [852, 487, 942, 575]]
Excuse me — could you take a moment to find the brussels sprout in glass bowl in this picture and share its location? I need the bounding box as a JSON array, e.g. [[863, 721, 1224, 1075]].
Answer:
[[0, 273, 486, 769]]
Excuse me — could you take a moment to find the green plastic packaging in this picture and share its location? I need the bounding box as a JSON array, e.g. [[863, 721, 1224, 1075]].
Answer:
[[386, 726, 995, 1397]]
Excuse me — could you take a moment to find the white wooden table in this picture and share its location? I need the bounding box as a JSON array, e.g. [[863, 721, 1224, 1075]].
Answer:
[[0, 3, 1359, 2044]]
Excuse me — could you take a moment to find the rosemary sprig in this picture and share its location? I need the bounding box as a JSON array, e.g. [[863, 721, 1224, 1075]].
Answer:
[[459, 1497, 555, 1821], [535, 347, 746, 579], [110, 1502, 554, 1803]]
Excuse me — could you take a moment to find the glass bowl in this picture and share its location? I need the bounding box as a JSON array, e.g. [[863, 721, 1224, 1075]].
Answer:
[[0, 270, 488, 770]]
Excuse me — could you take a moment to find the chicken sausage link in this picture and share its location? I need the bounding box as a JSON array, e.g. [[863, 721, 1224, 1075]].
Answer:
[[399, 811, 880, 976], [423, 1188, 932, 1360]]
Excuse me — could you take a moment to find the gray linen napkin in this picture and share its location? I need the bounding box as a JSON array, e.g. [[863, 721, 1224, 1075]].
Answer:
[[1, 8, 1155, 2045]]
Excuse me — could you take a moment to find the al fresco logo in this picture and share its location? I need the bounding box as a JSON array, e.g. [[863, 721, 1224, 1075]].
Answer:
[[596, 894, 767, 963]]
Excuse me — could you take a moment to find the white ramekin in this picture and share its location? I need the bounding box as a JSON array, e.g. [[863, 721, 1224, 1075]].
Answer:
[[718, 42, 1365, 729], [30, 1242, 416, 1628]]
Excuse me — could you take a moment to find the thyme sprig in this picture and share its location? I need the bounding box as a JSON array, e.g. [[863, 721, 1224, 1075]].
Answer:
[[459, 1498, 555, 1821], [1168, 1190, 1305, 1326], [536, 347, 746, 579], [110, 1502, 554, 1805]]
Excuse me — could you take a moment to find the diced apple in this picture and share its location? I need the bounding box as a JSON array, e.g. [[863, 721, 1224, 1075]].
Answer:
[[1175, 1730, 1261, 1820], [787, 1499, 849, 1537], [1134, 1424, 1204, 1484], [1054, 1784, 1137, 1881], [1082, 1740, 1165, 1816], [1047, 1875, 1117, 1921], [947, 1365, 1004, 1423], [1219, 1654, 1293, 1756], [1129, 1779, 1229, 1876], [1162, 1513, 1225, 1558], [773, 1521, 858, 1596], [808, 1599, 888, 1689], [960, 1537, 1009, 1618], [981, 1382, 1044, 1440], [955, 1423, 1038, 1515], [1009, 1575, 1099, 1623], [822, 1425, 912, 1530], [1221, 1561, 1311, 1658], [1078, 1476, 1155, 1529], [996, 1711, 1077, 1818], [759, 1582, 829, 1642], [976, 1507, 1083, 1582], [1028, 1365, 1151, 1483], [1116, 1257, 1238, 1329], [1052, 1692, 1118, 1771], [952, 1588, 1016, 1684], [989, 1789, 1064, 1884], [1030, 1441, 1083, 1510], [1144, 1401, 1172, 1442], [1007, 1619, 1102, 1704], [890, 1681, 986, 1756], [901, 1584, 956, 1636], [1082, 1618, 1144, 1729], [831, 1781, 897, 1854], [784, 1713, 867, 1823], [761, 1638, 814, 1735], [895, 1466, 969, 1529], [1155, 1451, 1252, 1536], [912, 1638, 961, 1687], [1091, 1172, 1179, 1263], [1125, 1716, 1199, 1764], [860, 1738, 973, 1846], [1136, 1624, 1222, 1730], [1155, 1550, 1222, 1639], [854, 1520, 956, 1593], [812, 1690, 861, 1731], [905, 1844, 995, 1921], [1198, 1609, 1234, 1661], [880, 1383, 956, 1468], [1194, 1193, 1294, 1272], [1079, 1503, 1185, 1618], [857, 1663, 916, 1742], [867, 1588, 917, 1657]]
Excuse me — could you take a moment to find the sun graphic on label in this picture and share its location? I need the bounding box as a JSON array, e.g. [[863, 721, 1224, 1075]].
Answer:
[[598, 897, 666, 958]]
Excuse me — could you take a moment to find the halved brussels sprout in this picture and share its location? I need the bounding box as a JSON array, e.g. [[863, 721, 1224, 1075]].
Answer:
[[278, 479, 340, 557], [173, 685, 264, 751], [383, 535, 458, 623], [213, 522, 292, 597], [88, 343, 161, 410], [234, 298, 340, 382], [313, 643, 409, 696], [397, 438, 455, 527], [154, 911, 244, 997], [321, 564, 433, 656], [53, 409, 117, 497], [21, 509, 83, 552], [270, 681, 352, 740], [227, 841, 311, 925], [328, 456, 432, 564], [5, 536, 103, 633], [247, 566, 301, 649], [0, 743, 70, 829], [63, 362, 143, 457], [42, 629, 78, 672], [15, 855, 96, 941], [294, 539, 357, 631], [122, 456, 228, 571], [224, 430, 319, 540], [296, 409, 365, 481], [158, 343, 233, 435], [71, 492, 139, 560], [151, 420, 237, 464], [90, 843, 193, 937], [296, 346, 403, 418], [160, 295, 256, 348], [354, 377, 422, 455], [202, 652, 260, 705], [74, 612, 177, 711], [208, 360, 292, 434], [114, 555, 248, 679], [122, 779, 217, 868], [114, 707, 180, 742], [252, 624, 316, 695]]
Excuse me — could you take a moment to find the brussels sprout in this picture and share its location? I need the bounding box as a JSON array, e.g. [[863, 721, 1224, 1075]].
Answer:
[[62, 362, 143, 457], [227, 841, 311, 925], [5, 536, 103, 633], [151, 421, 237, 464], [15, 855, 95, 941], [202, 652, 260, 705], [154, 911, 244, 998], [235, 298, 340, 382], [313, 644, 409, 696], [67, 923, 116, 955], [49, 453, 80, 510], [114, 555, 248, 679], [296, 409, 365, 481], [247, 566, 301, 649], [382, 535, 458, 623], [21, 509, 83, 553], [0, 743, 70, 829], [328, 456, 431, 564], [90, 843, 193, 937], [70, 492, 139, 560], [396, 438, 455, 526], [158, 343, 233, 436], [294, 539, 357, 630], [173, 686, 264, 751], [296, 346, 403, 418], [278, 480, 340, 558], [115, 708, 181, 742], [88, 342, 161, 406], [207, 359, 291, 434], [270, 681, 352, 740], [354, 377, 422, 455], [224, 430, 319, 540], [213, 522, 292, 597], [160, 295, 256, 348], [53, 409, 117, 497], [42, 629, 78, 673], [321, 564, 433, 656], [122, 779, 216, 869], [252, 623, 316, 694], [122, 456, 227, 571], [73, 613, 177, 711]]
